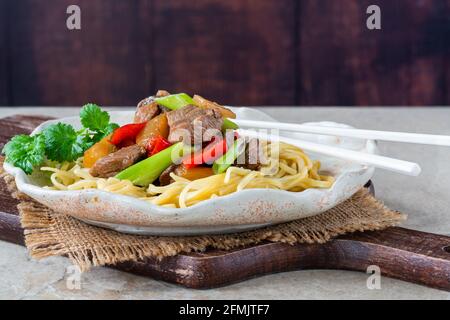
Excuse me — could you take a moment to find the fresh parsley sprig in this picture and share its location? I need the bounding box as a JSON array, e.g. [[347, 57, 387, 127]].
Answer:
[[80, 103, 111, 132], [43, 123, 92, 162], [2, 134, 46, 174], [2, 104, 119, 174]]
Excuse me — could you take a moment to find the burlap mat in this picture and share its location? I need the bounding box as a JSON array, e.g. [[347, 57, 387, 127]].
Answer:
[[0, 159, 406, 271]]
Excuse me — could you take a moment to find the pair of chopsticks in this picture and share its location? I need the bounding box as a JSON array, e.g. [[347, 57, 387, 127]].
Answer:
[[235, 119, 450, 176]]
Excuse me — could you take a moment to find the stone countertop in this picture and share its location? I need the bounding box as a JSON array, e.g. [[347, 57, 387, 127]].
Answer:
[[0, 107, 449, 300]]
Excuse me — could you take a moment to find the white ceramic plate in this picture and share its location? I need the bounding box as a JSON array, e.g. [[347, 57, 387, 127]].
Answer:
[[4, 108, 376, 235]]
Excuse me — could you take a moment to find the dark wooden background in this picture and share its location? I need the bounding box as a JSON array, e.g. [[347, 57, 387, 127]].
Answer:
[[0, 0, 449, 107]]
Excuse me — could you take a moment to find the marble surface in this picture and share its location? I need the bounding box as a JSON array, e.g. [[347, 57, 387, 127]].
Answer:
[[0, 106, 449, 300]]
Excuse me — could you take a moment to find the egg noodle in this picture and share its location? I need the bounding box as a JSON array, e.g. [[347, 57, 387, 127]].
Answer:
[[40, 142, 334, 208]]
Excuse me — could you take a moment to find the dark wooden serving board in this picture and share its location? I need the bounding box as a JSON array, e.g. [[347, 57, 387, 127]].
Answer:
[[1, 115, 450, 291]]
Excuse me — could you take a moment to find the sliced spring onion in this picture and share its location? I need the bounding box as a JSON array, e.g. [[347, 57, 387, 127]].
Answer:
[[115, 142, 188, 186], [155, 93, 194, 110], [212, 139, 246, 174]]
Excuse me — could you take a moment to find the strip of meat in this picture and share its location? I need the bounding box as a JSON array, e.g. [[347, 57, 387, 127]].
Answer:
[[156, 90, 170, 97], [193, 94, 236, 119], [89, 144, 146, 178], [159, 164, 215, 186], [155, 90, 172, 113], [134, 90, 172, 122], [134, 97, 160, 123], [158, 164, 178, 186], [166, 105, 223, 145], [235, 138, 266, 171]]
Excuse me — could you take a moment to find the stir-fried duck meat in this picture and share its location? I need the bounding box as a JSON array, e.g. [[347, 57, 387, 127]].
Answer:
[[134, 90, 171, 123], [156, 90, 170, 98], [159, 164, 179, 186], [235, 138, 266, 171], [154, 90, 172, 113], [90, 144, 146, 178], [134, 97, 160, 123], [159, 164, 214, 186], [166, 105, 223, 145]]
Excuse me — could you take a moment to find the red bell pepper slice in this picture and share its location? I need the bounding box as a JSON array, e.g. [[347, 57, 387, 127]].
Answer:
[[110, 122, 146, 146], [183, 137, 228, 169], [146, 135, 172, 157]]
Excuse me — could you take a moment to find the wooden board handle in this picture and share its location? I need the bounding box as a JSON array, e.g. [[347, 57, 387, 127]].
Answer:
[[334, 227, 450, 290], [118, 227, 450, 290]]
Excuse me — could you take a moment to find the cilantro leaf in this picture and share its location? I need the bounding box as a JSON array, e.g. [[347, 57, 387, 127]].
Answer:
[[91, 122, 120, 143], [2, 134, 46, 174], [102, 122, 120, 138], [43, 123, 92, 162], [80, 103, 110, 131]]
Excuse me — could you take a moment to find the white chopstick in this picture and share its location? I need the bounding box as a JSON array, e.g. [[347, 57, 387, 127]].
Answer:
[[238, 129, 422, 176], [235, 119, 450, 147]]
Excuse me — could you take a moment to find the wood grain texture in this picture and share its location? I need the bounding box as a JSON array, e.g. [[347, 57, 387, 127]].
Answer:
[[114, 228, 450, 290], [0, 0, 9, 105], [0, 115, 45, 246], [1, 1, 449, 106], [8, 0, 153, 106], [297, 0, 448, 106], [152, 0, 296, 106], [0, 213, 23, 245], [446, 1, 450, 105], [0, 115, 50, 151]]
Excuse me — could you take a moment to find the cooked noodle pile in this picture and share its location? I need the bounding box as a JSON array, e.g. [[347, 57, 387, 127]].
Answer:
[[41, 142, 334, 208]]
